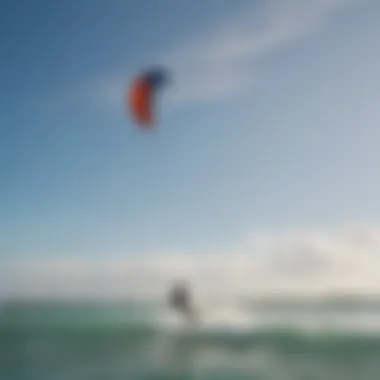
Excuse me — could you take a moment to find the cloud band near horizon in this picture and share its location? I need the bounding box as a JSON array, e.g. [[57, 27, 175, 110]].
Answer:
[[2, 226, 380, 299]]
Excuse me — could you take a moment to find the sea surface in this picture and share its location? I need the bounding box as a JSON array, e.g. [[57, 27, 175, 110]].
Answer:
[[1, 296, 380, 380]]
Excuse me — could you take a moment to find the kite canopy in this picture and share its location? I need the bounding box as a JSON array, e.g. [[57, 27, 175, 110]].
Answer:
[[128, 67, 168, 128]]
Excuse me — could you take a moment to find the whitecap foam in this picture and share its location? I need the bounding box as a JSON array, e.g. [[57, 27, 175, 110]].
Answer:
[[155, 299, 258, 334], [153, 297, 380, 336]]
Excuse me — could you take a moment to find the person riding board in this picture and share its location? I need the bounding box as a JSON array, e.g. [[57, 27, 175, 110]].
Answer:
[[168, 280, 198, 324]]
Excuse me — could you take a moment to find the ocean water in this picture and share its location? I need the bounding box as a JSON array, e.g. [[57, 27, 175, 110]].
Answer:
[[1, 297, 380, 380]]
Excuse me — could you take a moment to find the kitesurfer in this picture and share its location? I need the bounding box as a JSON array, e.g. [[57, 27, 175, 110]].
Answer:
[[168, 280, 198, 324]]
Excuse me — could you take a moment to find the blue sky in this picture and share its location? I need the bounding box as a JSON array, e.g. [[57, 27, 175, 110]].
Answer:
[[1, 0, 380, 275]]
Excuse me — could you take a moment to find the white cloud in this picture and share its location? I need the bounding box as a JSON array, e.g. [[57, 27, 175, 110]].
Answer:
[[39, 0, 367, 114], [2, 226, 380, 300], [84, 0, 360, 111], [162, 0, 357, 106]]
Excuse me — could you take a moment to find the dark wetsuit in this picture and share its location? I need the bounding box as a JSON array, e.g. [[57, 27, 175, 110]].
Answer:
[[168, 284, 191, 313]]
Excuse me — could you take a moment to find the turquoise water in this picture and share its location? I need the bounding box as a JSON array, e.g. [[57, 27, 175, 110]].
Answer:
[[2, 299, 380, 380]]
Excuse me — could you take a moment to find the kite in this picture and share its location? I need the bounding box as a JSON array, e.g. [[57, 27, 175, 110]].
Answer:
[[128, 67, 168, 128]]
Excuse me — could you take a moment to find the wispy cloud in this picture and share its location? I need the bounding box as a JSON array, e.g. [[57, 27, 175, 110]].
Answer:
[[161, 0, 358, 106], [81, 0, 360, 112], [39, 0, 365, 114], [2, 226, 380, 299]]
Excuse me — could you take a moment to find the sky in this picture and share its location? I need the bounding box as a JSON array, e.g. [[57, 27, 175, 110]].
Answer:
[[1, 0, 380, 298]]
